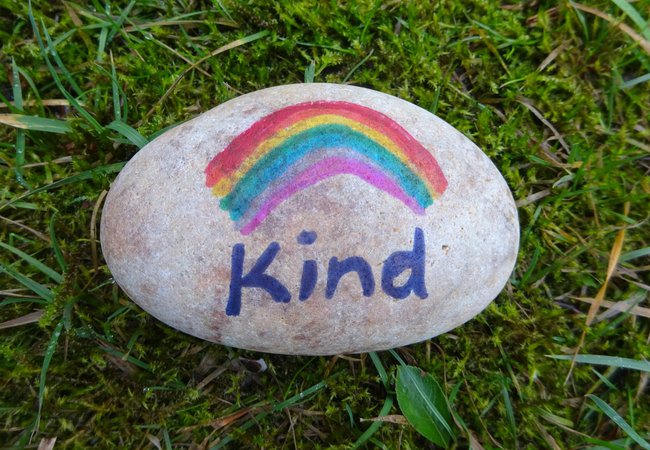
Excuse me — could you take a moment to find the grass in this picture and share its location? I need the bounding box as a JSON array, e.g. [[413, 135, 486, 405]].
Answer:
[[1, 0, 649, 448]]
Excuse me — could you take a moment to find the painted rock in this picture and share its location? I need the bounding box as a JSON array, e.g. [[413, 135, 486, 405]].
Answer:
[[100, 83, 519, 355]]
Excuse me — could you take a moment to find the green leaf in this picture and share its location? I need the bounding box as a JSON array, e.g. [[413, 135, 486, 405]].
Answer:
[[0, 114, 72, 134], [587, 395, 650, 449], [396, 365, 455, 447], [547, 354, 650, 372]]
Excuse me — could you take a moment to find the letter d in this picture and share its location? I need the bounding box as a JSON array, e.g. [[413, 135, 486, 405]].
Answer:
[[381, 227, 428, 300]]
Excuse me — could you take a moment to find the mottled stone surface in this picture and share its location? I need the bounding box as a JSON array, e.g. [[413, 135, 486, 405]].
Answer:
[[100, 83, 519, 355]]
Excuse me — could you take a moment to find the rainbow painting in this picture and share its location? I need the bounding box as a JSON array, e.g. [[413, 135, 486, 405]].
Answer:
[[205, 101, 448, 235]]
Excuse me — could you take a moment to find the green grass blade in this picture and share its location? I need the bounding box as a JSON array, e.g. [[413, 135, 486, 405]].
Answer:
[[11, 59, 22, 110], [587, 395, 650, 449], [97, 26, 108, 61], [352, 395, 394, 449], [212, 0, 235, 22], [619, 246, 650, 262], [33, 320, 64, 440], [304, 60, 315, 83], [28, 3, 103, 133], [0, 298, 50, 307], [368, 351, 389, 388], [343, 48, 374, 83], [11, 58, 30, 189], [610, 0, 650, 41], [547, 354, 650, 372], [99, 346, 152, 371], [0, 162, 125, 212], [106, 120, 148, 148], [162, 429, 172, 450], [0, 262, 54, 301], [110, 54, 121, 122], [106, 0, 136, 44], [49, 213, 67, 273], [0, 241, 63, 283], [388, 348, 407, 366], [40, 20, 84, 97], [500, 377, 518, 444], [0, 114, 72, 134], [16, 66, 45, 116], [620, 72, 650, 89], [209, 379, 327, 450]]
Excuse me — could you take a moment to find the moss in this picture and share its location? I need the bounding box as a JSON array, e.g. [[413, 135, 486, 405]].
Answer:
[[1, 0, 648, 447]]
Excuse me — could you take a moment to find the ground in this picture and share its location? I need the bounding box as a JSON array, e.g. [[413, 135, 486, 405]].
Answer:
[[0, 0, 649, 448]]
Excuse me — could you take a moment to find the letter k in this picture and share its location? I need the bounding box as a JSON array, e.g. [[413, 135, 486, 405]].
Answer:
[[225, 242, 291, 316]]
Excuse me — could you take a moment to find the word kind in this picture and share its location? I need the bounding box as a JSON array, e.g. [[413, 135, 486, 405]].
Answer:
[[225, 228, 428, 316]]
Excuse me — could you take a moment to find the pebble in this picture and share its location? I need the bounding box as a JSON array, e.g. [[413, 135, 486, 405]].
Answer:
[[100, 83, 519, 355]]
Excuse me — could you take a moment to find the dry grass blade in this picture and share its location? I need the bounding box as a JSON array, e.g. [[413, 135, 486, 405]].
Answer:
[[0, 310, 44, 329], [123, 19, 238, 33], [516, 97, 570, 152], [535, 421, 561, 450], [209, 407, 256, 430], [0, 99, 76, 110], [359, 414, 408, 425], [0, 114, 71, 134], [585, 202, 630, 325], [565, 202, 630, 383], [138, 30, 270, 126], [516, 188, 551, 207], [538, 43, 568, 71], [569, 296, 650, 319], [37, 437, 57, 450], [90, 190, 108, 271], [571, 2, 650, 55], [148, 39, 211, 77], [0, 215, 50, 243]]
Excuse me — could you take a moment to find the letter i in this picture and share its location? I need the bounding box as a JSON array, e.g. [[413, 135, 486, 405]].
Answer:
[[297, 231, 318, 301]]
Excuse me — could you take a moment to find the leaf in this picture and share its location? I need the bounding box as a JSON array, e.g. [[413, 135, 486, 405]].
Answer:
[[0, 114, 72, 134], [587, 395, 650, 449], [547, 354, 650, 372], [396, 365, 455, 447]]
